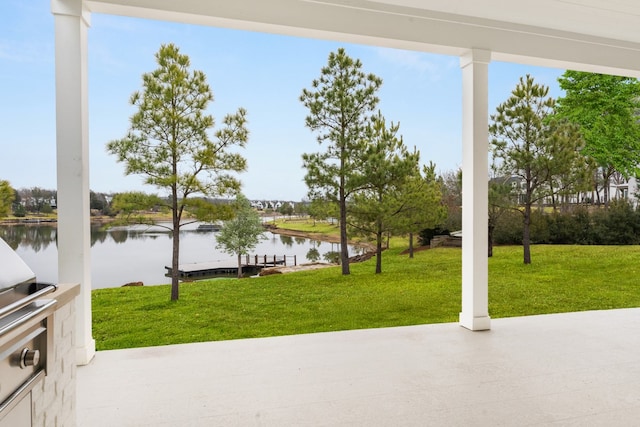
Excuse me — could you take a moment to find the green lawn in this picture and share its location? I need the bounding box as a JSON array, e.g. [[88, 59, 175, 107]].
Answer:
[[92, 244, 640, 350], [271, 217, 340, 234]]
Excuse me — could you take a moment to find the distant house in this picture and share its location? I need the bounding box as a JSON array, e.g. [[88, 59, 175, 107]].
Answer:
[[491, 175, 639, 207], [250, 200, 264, 210], [610, 175, 638, 206]]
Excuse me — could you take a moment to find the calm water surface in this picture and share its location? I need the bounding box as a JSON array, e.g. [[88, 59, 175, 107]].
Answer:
[[0, 222, 355, 289]]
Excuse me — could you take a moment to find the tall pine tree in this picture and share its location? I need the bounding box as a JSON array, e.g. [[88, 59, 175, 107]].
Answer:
[[107, 44, 249, 300], [300, 48, 382, 275], [490, 75, 587, 264], [348, 113, 420, 273]]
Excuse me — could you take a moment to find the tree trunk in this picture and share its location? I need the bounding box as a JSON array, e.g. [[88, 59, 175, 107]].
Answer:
[[339, 178, 350, 275], [237, 253, 242, 279], [375, 221, 383, 274], [408, 232, 414, 259], [522, 203, 531, 264], [170, 212, 180, 301], [603, 180, 609, 208], [488, 223, 494, 257]]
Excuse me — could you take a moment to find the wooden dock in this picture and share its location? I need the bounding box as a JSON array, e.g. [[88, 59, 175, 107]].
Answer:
[[165, 255, 297, 279]]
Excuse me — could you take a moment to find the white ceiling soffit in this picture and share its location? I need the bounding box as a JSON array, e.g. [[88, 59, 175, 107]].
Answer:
[[84, 0, 640, 77], [373, 0, 640, 44]]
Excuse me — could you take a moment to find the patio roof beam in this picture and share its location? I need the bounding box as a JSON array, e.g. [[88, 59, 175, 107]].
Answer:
[[84, 0, 640, 78]]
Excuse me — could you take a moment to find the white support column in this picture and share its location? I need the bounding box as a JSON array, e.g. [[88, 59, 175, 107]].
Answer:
[[459, 49, 491, 331], [52, 0, 95, 364]]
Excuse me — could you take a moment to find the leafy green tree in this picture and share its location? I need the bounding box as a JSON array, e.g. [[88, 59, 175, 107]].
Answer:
[[348, 113, 420, 273], [13, 203, 26, 218], [490, 75, 588, 264], [439, 169, 462, 232], [394, 162, 446, 259], [110, 192, 165, 223], [294, 200, 308, 217], [0, 180, 15, 217], [40, 204, 53, 214], [555, 71, 640, 206], [307, 198, 338, 226], [216, 194, 266, 278], [107, 43, 249, 300], [25, 187, 55, 213], [543, 118, 595, 211], [301, 48, 383, 275], [277, 202, 294, 217], [11, 188, 22, 216]]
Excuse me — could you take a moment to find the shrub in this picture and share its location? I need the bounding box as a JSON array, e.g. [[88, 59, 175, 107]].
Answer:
[[13, 203, 26, 217], [593, 200, 640, 245], [529, 210, 551, 244], [546, 207, 593, 244], [493, 210, 523, 245], [486, 201, 640, 246]]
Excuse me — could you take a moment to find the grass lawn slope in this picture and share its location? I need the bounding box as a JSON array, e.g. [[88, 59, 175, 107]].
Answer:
[[92, 244, 640, 350]]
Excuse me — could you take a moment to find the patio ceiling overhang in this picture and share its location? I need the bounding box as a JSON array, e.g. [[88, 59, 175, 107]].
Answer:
[[85, 0, 640, 77], [51, 0, 640, 365]]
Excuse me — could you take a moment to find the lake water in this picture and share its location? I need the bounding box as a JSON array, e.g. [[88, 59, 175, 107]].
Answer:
[[0, 222, 358, 289]]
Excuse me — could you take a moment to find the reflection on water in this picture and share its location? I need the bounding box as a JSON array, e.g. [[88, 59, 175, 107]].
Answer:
[[0, 224, 58, 253], [0, 223, 359, 289], [306, 247, 321, 262], [280, 235, 293, 247]]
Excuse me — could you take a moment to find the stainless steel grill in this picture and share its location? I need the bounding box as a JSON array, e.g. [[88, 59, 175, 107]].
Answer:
[[0, 237, 57, 426]]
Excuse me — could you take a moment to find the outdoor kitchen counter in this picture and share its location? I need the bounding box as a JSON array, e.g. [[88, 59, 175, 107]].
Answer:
[[31, 282, 80, 427], [51, 283, 80, 309]]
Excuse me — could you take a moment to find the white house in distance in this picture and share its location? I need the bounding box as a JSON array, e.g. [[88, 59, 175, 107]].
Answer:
[[50, 0, 640, 368], [250, 200, 292, 211], [497, 174, 640, 207]]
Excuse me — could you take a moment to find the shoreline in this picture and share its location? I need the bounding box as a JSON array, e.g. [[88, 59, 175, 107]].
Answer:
[[264, 224, 376, 253], [259, 225, 376, 275]]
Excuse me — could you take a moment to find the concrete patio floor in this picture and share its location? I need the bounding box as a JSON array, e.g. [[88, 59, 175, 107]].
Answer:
[[77, 308, 640, 426]]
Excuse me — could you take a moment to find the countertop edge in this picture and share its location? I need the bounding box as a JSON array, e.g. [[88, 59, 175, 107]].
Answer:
[[53, 283, 80, 307]]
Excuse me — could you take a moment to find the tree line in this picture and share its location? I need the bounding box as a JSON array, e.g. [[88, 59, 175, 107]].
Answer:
[[0, 184, 58, 217], [489, 72, 640, 264]]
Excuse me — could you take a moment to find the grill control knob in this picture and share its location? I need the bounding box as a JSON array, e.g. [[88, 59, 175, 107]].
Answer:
[[20, 348, 40, 369]]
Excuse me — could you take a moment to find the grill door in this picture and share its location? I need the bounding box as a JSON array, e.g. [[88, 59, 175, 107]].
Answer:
[[0, 392, 31, 427]]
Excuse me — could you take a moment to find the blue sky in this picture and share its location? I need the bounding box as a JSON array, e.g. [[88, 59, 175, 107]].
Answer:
[[1, 0, 564, 201]]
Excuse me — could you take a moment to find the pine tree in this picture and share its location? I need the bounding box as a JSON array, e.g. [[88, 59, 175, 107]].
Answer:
[[348, 113, 420, 273], [490, 75, 587, 264], [107, 44, 249, 300], [300, 48, 382, 275]]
